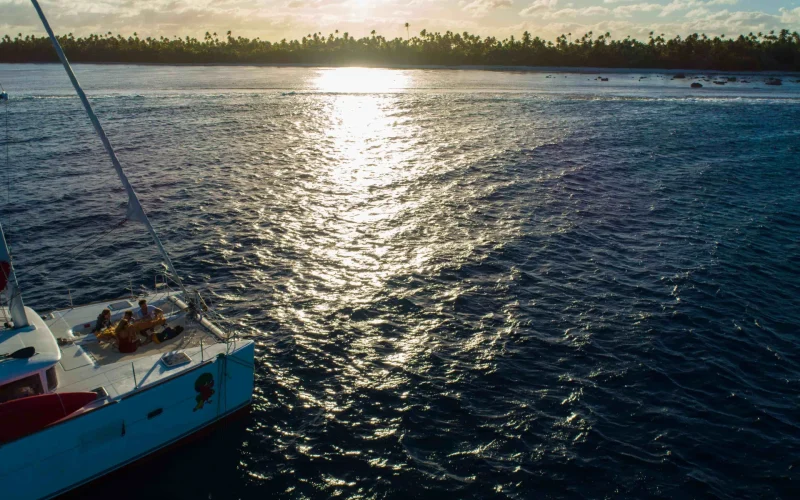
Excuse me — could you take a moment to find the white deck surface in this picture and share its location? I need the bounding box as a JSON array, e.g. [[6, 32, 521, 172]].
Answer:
[[41, 292, 236, 400], [0, 308, 61, 383]]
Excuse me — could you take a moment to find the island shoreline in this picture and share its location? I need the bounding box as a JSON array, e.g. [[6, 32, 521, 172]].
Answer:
[[3, 61, 800, 76]]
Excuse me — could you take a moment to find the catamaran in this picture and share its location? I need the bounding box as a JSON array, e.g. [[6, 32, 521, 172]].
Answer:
[[0, 2, 255, 498]]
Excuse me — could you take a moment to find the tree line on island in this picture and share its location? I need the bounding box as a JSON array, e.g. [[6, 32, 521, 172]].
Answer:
[[1, 28, 799, 71]]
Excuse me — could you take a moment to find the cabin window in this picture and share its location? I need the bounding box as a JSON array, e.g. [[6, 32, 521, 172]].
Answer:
[[0, 374, 44, 404], [46, 366, 58, 391]]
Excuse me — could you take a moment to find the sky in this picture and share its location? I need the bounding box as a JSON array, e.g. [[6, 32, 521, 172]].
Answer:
[[1, 0, 799, 43]]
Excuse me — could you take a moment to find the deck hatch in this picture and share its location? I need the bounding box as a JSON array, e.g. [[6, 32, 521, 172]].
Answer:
[[108, 301, 133, 311]]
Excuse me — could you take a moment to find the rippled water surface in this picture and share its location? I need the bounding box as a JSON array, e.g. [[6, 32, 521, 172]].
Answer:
[[1, 64, 800, 498]]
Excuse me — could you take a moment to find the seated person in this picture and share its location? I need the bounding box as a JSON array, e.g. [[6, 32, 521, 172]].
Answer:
[[92, 308, 113, 333], [134, 299, 163, 321], [134, 299, 164, 337], [114, 310, 140, 353]]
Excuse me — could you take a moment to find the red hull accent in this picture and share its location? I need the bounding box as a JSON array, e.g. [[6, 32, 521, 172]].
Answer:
[[0, 392, 97, 443]]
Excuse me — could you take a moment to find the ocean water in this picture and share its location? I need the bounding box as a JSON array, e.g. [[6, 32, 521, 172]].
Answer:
[[1, 64, 800, 498]]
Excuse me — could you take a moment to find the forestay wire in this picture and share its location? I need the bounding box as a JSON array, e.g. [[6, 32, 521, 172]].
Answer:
[[1, 83, 9, 209], [1, 84, 16, 326], [30, 0, 188, 299]]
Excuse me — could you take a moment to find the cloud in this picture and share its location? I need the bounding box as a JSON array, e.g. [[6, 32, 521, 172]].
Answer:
[[678, 9, 781, 35], [0, 0, 418, 40], [613, 3, 662, 18], [509, 4, 786, 42], [1, 0, 794, 46], [660, 0, 738, 18], [684, 7, 710, 19], [541, 6, 610, 19], [780, 7, 800, 24], [578, 6, 611, 16], [285, 0, 356, 9], [519, 0, 559, 17], [520, 0, 613, 20], [660, 1, 690, 17], [461, 0, 513, 16]]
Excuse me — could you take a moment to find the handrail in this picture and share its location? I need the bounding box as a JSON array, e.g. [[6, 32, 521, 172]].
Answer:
[[119, 357, 217, 401]]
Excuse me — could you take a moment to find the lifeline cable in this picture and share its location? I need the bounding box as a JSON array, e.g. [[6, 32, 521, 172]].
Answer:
[[0, 85, 11, 327], [5, 218, 128, 316], [16, 218, 128, 287]]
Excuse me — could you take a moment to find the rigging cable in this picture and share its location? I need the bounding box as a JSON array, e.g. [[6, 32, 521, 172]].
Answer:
[[1, 84, 10, 327], [1, 82, 8, 206], [5, 217, 128, 316], [14, 218, 128, 287]]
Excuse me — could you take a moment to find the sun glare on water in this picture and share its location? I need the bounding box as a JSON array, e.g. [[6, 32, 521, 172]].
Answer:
[[295, 67, 422, 303], [313, 67, 410, 93]]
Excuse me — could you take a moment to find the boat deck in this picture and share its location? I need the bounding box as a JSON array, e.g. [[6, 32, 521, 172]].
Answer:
[[45, 292, 187, 339], [79, 323, 218, 366], [40, 291, 234, 399]]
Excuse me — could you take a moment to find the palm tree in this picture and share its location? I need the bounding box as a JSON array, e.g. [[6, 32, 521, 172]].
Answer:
[[405, 22, 410, 40]]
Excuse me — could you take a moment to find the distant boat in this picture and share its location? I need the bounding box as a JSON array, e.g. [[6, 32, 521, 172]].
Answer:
[[0, 1, 255, 498]]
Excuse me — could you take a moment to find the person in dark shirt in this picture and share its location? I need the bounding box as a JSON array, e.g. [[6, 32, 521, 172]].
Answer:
[[152, 325, 184, 343], [93, 309, 112, 333]]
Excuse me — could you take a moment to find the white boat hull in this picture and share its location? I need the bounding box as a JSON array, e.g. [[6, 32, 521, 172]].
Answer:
[[0, 340, 254, 500], [0, 5, 258, 497]]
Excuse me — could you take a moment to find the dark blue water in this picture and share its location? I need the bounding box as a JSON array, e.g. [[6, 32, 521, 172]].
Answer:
[[1, 65, 800, 498]]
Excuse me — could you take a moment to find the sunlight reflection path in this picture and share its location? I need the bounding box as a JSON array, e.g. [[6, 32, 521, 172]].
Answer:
[[313, 67, 411, 94], [304, 68, 421, 301], [264, 71, 558, 437]]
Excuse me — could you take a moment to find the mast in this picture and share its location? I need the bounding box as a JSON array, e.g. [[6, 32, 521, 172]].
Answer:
[[0, 223, 28, 328], [29, 0, 188, 297]]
